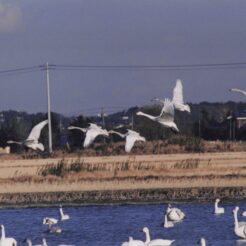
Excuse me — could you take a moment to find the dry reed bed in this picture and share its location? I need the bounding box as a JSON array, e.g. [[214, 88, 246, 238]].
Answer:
[[0, 152, 245, 194]]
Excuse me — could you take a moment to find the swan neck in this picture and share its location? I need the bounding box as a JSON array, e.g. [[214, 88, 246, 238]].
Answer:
[[43, 239, 47, 246], [27, 239, 32, 246], [138, 112, 156, 121], [1, 225, 5, 239], [144, 229, 151, 243], [60, 208, 64, 216], [234, 210, 239, 228], [164, 214, 168, 226]]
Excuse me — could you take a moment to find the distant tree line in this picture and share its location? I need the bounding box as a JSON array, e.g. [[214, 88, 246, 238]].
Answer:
[[0, 101, 245, 152]]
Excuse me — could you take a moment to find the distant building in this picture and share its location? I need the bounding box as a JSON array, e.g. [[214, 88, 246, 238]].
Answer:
[[232, 110, 246, 129]]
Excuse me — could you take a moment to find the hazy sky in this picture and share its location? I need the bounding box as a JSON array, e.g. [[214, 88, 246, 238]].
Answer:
[[0, 0, 246, 115]]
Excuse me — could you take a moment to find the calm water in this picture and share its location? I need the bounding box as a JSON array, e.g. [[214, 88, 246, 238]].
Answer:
[[1, 202, 246, 245]]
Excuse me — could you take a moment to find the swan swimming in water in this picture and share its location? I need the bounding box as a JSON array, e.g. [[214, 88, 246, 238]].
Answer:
[[214, 198, 224, 214], [23, 238, 47, 246], [137, 99, 179, 132], [47, 224, 62, 234], [153, 79, 190, 113], [0, 224, 17, 246], [121, 236, 145, 246], [43, 217, 58, 225], [7, 119, 48, 151], [166, 204, 185, 222], [109, 129, 145, 153], [59, 206, 70, 221], [233, 206, 246, 239], [199, 238, 206, 246], [163, 213, 174, 228], [142, 227, 174, 246], [68, 123, 109, 148]]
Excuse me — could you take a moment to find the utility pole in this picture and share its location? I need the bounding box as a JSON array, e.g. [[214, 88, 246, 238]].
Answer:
[[46, 62, 52, 154], [229, 117, 232, 141], [198, 119, 201, 139], [101, 107, 105, 128]]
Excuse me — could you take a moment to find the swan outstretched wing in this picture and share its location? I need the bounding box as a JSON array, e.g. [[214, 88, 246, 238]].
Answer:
[[152, 97, 165, 104], [108, 130, 126, 138], [125, 130, 145, 152], [83, 130, 97, 148], [83, 128, 107, 148], [125, 135, 138, 153], [89, 123, 102, 129], [230, 88, 246, 96], [159, 99, 175, 122], [67, 126, 87, 132], [26, 120, 48, 142], [173, 79, 184, 104]]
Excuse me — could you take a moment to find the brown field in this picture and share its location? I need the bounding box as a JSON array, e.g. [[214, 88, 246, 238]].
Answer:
[[0, 150, 245, 194]]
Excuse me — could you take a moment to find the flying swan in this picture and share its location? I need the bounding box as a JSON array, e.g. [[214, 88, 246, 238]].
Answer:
[[68, 123, 109, 148], [109, 129, 145, 153], [137, 99, 179, 132], [7, 119, 48, 151], [153, 79, 190, 113], [229, 88, 246, 96]]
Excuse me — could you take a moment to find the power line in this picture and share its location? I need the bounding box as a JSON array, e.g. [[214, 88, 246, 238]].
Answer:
[[1, 61, 246, 76], [0, 66, 42, 77], [49, 62, 246, 71]]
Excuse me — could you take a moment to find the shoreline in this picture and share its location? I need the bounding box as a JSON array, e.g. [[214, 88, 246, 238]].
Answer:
[[0, 151, 246, 206], [0, 186, 246, 208]]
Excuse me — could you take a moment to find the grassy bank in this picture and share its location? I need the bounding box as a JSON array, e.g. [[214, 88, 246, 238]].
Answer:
[[0, 151, 244, 202]]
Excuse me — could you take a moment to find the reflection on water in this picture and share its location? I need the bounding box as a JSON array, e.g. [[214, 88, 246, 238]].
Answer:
[[236, 240, 246, 245], [0, 201, 246, 245]]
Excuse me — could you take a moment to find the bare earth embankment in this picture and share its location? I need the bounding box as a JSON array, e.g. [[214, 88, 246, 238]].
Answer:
[[0, 151, 246, 205]]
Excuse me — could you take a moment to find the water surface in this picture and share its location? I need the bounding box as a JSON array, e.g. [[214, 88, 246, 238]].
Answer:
[[0, 202, 246, 245]]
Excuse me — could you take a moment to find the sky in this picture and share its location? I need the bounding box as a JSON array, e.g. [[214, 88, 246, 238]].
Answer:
[[0, 0, 246, 115]]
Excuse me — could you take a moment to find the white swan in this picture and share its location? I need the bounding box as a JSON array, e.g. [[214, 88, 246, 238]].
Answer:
[[142, 227, 174, 246], [153, 79, 190, 113], [68, 123, 109, 148], [24, 238, 47, 246], [233, 206, 246, 239], [121, 236, 145, 246], [200, 238, 206, 246], [0, 225, 17, 246], [47, 224, 62, 234], [163, 214, 174, 228], [137, 99, 179, 132], [172, 79, 190, 113], [109, 129, 145, 152], [59, 206, 70, 221], [7, 119, 48, 151], [214, 198, 224, 214], [166, 204, 185, 222], [43, 217, 58, 225], [229, 88, 246, 96]]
